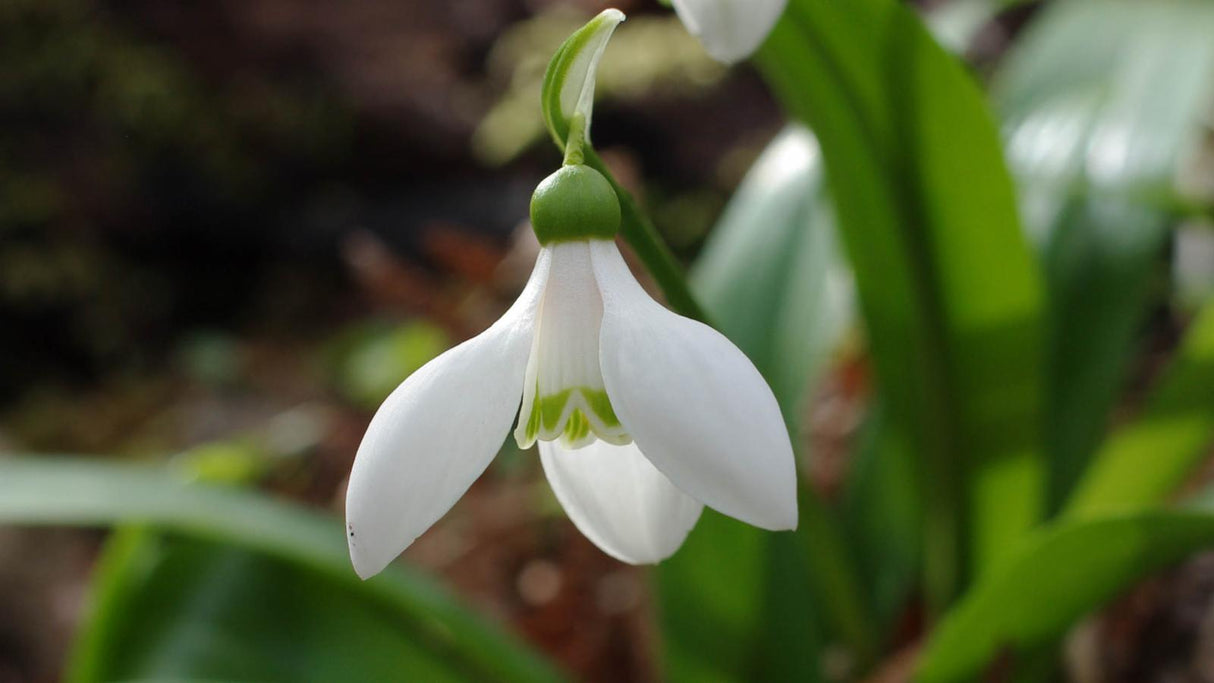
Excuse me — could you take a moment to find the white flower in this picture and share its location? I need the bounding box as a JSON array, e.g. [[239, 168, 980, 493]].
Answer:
[[670, 0, 788, 64], [345, 237, 798, 578]]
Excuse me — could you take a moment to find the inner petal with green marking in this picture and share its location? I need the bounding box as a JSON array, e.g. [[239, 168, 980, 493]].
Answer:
[[514, 240, 630, 450], [519, 385, 629, 449]]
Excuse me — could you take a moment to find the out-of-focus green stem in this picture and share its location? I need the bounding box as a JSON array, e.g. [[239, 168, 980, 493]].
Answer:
[[563, 114, 587, 166], [800, 492, 879, 670]]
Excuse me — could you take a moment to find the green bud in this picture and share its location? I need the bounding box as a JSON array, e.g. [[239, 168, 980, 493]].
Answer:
[[529, 165, 620, 245]]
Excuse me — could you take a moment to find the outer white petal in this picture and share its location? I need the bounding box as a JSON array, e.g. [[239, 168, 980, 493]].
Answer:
[[589, 240, 798, 530], [670, 0, 787, 64], [539, 440, 702, 564], [345, 250, 551, 579]]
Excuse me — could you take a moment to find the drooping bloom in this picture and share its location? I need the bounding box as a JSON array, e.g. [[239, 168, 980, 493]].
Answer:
[[346, 8, 797, 578], [669, 0, 788, 64], [345, 165, 798, 579]]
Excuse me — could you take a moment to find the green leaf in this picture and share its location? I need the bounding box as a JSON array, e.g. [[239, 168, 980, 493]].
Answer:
[[0, 457, 563, 683], [994, 0, 1214, 512], [69, 530, 471, 682], [1065, 300, 1214, 519], [916, 506, 1214, 682], [842, 405, 922, 634], [658, 511, 818, 683], [759, 0, 1045, 607]]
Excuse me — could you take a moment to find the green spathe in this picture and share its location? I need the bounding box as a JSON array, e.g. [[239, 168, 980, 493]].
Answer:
[[530, 165, 621, 245]]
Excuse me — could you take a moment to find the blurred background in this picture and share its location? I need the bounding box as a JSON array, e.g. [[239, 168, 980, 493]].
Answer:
[[4, 0, 1214, 681]]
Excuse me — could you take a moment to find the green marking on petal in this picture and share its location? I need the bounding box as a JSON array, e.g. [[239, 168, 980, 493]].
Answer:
[[562, 410, 592, 449], [522, 393, 543, 446], [583, 387, 621, 429], [540, 389, 570, 433], [514, 385, 628, 450]]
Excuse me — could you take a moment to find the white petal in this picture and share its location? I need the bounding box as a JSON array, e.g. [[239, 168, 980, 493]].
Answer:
[[590, 240, 798, 530], [516, 242, 628, 450], [539, 440, 702, 564], [345, 250, 551, 579], [670, 0, 787, 64]]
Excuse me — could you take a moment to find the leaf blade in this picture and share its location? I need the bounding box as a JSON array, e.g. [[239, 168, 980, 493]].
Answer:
[[916, 507, 1214, 682], [0, 457, 564, 683], [759, 0, 1046, 606]]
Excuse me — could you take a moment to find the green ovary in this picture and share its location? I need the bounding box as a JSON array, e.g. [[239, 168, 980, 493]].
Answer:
[[517, 386, 630, 449]]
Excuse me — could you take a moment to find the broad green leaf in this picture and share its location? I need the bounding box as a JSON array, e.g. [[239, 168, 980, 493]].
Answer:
[[916, 506, 1214, 682], [0, 457, 563, 683], [759, 0, 1045, 606], [1066, 300, 1214, 518], [995, 0, 1214, 512], [70, 530, 468, 682]]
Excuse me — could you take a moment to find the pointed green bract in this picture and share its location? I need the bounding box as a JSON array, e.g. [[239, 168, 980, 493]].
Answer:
[[540, 9, 624, 151]]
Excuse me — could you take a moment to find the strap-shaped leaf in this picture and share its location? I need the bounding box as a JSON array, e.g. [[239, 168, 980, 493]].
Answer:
[[0, 457, 563, 683], [917, 505, 1214, 682], [1065, 300, 1214, 519], [995, 0, 1214, 512], [759, 0, 1045, 609]]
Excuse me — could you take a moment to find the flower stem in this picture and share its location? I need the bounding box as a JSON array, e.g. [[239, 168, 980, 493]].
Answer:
[[800, 492, 880, 670], [563, 114, 587, 167]]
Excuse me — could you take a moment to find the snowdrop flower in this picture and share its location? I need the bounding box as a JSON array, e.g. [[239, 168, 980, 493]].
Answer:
[[670, 0, 788, 64], [346, 8, 796, 579], [346, 163, 798, 578]]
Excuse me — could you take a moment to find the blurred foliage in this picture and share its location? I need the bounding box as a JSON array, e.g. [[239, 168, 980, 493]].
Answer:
[[0, 457, 564, 683], [691, 125, 851, 417], [996, 0, 1214, 512], [676, 0, 1214, 679], [325, 320, 450, 410], [71, 531, 476, 682], [919, 503, 1214, 682], [1066, 301, 1214, 520], [762, 0, 1046, 613]]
